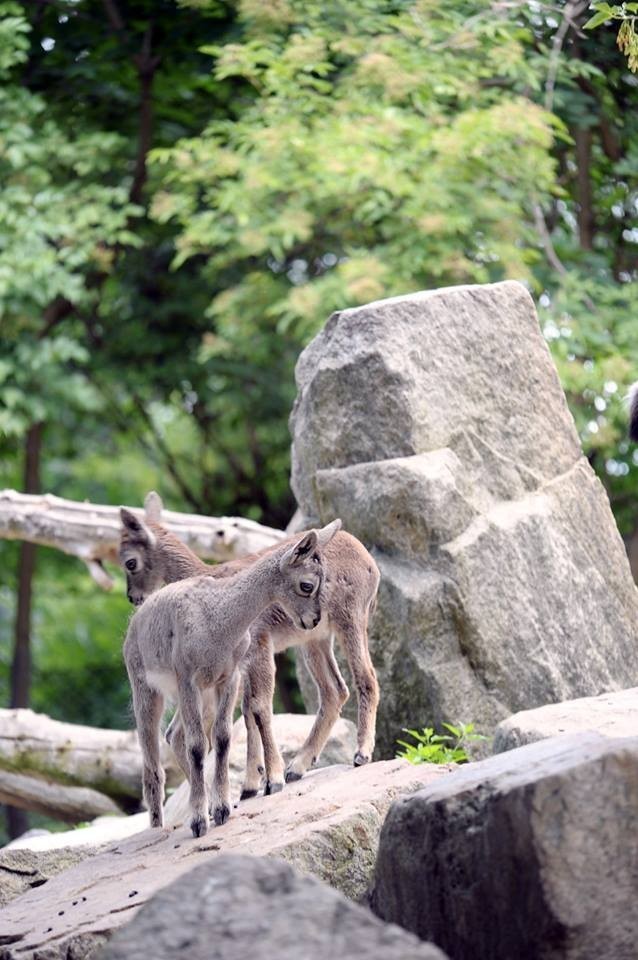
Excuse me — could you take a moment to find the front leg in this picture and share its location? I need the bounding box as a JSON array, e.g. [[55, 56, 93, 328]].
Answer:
[[209, 670, 241, 825]]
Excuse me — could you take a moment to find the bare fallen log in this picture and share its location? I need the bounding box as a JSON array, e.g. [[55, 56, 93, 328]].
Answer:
[[0, 490, 285, 588], [0, 769, 123, 822], [0, 709, 183, 821]]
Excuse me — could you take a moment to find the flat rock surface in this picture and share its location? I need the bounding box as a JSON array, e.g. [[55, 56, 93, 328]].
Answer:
[[371, 732, 638, 960], [98, 854, 449, 960], [493, 687, 638, 753], [0, 759, 450, 960]]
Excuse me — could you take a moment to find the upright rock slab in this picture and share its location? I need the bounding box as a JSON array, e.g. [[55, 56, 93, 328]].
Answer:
[[370, 732, 638, 960], [290, 281, 638, 753], [99, 855, 448, 960]]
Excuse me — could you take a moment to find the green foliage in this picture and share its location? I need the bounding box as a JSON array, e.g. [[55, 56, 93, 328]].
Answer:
[[585, 3, 638, 71], [0, 0, 637, 799], [396, 722, 487, 765], [155, 0, 559, 341]]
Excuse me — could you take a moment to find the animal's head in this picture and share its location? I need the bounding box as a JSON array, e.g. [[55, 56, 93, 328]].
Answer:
[[277, 519, 341, 630], [119, 491, 166, 606]]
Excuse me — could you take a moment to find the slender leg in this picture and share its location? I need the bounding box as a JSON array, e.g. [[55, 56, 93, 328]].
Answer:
[[285, 637, 349, 783], [247, 635, 285, 795], [209, 671, 240, 825], [130, 676, 166, 828], [176, 676, 208, 838], [336, 611, 379, 765], [240, 677, 265, 800]]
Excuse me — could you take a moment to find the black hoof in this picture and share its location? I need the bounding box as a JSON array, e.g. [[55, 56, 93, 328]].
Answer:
[[265, 780, 284, 795], [353, 751, 370, 767], [284, 768, 303, 783], [239, 788, 259, 801], [213, 803, 230, 826], [190, 814, 208, 838]]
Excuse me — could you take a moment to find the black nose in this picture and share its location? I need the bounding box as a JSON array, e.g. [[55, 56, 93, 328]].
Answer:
[[312, 613, 321, 628]]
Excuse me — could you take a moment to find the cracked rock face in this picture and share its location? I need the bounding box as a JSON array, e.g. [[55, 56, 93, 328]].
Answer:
[[370, 732, 638, 960], [290, 281, 638, 754]]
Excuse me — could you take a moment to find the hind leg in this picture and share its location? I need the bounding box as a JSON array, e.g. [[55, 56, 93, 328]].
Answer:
[[130, 676, 166, 828], [209, 671, 240, 825], [336, 615, 379, 766], [285, 637, 349, 783], [176, 676, 209, 838], [240, 680, 265, 800]]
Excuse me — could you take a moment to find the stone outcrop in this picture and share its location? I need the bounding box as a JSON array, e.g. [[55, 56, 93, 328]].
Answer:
[[370, 732, 638, 960], [290, 281, 638, 754], [99, 855, 448, 960], [0, 759, 450, 959], [493, 687, 638, 753]]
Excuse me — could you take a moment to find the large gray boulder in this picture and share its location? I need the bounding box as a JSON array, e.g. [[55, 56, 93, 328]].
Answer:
[[99, 855, 448, 960], [290, 281, 638, 754], [370, 732, 638, 960]]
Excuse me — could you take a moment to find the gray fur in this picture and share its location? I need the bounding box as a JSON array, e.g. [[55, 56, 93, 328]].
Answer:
[[123, 521, 340, 837], [120, 495, 380, 795]]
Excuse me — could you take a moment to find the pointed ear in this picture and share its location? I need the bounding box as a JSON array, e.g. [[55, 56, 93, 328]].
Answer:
[[144, 491, 163, 523], [280, 530, 318, 571], [316, 518, 341, 548], [119, 508, 156, 547]]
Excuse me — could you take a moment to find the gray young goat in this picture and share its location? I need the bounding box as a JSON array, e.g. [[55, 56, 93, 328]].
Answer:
[[120, 494, 379, 797], [123, 520, 340, 838]]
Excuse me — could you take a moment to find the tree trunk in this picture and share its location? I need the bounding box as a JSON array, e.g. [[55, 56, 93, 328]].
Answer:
[[574, 126, 595, 251], [7, 423, 43, 839]]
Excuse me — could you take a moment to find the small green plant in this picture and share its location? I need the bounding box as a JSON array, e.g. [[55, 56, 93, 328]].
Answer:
[[396, 722, 487, 765]]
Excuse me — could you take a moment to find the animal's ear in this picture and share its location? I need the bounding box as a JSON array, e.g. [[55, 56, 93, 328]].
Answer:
[[119, 508, 156, 548], [280, 530, 318, 571], [315, 518, 341, 548], [144, 491, 164, 523]]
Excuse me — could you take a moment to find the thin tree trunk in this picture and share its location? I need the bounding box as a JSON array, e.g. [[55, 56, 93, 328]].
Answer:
[[574, 126, 595, 251], [7, 422, 43, 838]]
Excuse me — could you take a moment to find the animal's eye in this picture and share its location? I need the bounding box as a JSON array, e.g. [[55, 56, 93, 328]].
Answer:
[[125, 558, 137, 572], [299, 581, 314, 595]]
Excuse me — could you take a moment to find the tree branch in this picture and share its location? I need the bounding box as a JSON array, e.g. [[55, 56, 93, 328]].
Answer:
[[0, 490, 286, 588]]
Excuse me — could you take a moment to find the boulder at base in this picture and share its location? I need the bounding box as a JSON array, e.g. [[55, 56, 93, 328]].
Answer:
[[290, 281, 638, 753], [370, 732, 638, 960], [493, 686, 638, 752], [0, 759, 450, 960], [98, 854, 448, 960]]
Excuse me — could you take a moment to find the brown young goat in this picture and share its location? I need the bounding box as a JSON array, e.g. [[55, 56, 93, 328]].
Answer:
[[124, 522, 339, 837], [120, 493, 380, 796]]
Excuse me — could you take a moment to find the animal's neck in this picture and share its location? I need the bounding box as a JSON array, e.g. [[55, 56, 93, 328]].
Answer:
[[220, 555, 282, 635], [164, 549, 209, 584]]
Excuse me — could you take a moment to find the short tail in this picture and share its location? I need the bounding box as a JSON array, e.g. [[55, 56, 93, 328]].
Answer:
[[629, 382, 638, 442]]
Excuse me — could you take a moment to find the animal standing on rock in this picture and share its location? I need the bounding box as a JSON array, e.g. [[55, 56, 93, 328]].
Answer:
[[119, 493, 380, 796], [123, 518, 341, 838]]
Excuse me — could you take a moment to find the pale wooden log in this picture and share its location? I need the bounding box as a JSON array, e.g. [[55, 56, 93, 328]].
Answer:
[[0, 769, 123, 822], [0, 709, 183, 820], [0, 490, 285, 588]]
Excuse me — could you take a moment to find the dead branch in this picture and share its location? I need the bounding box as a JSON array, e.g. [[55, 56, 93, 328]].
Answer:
[[0, 490, 286, 589]]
